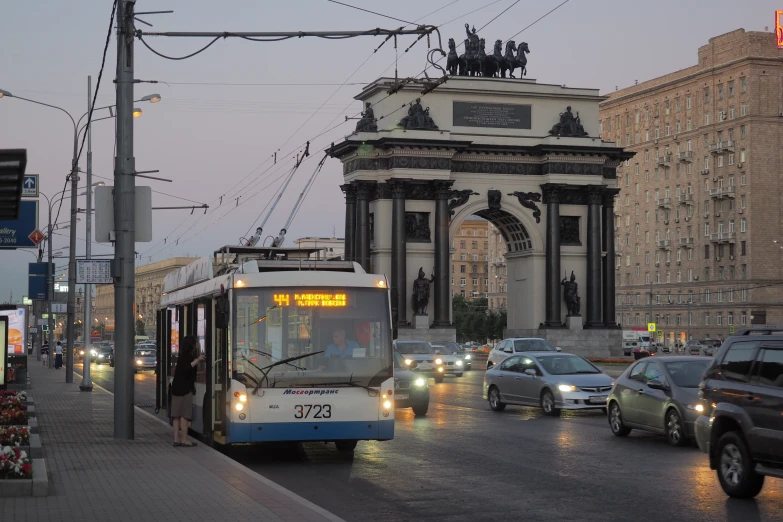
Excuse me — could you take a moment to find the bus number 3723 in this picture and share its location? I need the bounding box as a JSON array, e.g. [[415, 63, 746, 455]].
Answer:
[[294, 404, 332, 419]]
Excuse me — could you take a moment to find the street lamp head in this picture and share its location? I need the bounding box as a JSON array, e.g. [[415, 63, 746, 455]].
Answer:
[[141, 94, 161, 103], [0, 89, 12, 98], [133, 107, 143, 118]]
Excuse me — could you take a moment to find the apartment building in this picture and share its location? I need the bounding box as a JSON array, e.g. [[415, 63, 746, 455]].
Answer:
[[600, 29, 783, 345], [487, 223, 508, 311], [451, 216, 489, 300]]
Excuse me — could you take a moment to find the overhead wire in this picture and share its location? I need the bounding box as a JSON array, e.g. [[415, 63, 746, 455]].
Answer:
[[325, 0, 416, 25]]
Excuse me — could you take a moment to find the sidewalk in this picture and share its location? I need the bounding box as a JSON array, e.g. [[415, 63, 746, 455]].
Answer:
[[2, 361, 345, 522]]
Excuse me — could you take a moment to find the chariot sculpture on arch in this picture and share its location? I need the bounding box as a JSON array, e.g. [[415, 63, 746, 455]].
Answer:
[[446, 24, 530, 78]]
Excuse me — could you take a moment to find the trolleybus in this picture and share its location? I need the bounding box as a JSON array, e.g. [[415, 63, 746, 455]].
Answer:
[[155, 246, 394, 452]]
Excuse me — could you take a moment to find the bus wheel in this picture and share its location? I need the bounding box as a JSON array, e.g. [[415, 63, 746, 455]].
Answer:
[[335, 440, 358, 452]]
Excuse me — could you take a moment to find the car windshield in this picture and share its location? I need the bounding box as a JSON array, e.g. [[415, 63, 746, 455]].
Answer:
[[664, 360, 710, 388], [233, 287, 392, 389], [513, 339, 555, 352], [135, 349, 155, 357], [537, 355, 600, 375], [396, 342, 434, 355], [99, 347, 113, 353]]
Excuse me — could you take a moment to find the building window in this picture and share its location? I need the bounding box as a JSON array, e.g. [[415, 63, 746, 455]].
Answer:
[[459, 278, 466, 286], [460, 241, 465, 248], [704, 87, 710, 103], [728, 153, 734, 165], [676, 121, 681, 133], [740, 125, 746, 139], [740, 172, 746, 185], [472, 278, 478, 286], [740, 218, 746, 232], [740, 77, 747, 93], [665, 124, 670, 136], [471, 241, 477, 249], [741, 241, 746, 256], [705, 113, 710, 125], [717, 312, 723, 326], [740, 148, 746, 163], [741, 312, 747, 325], [704, 313, 710, 326], [741, 104, 747, 116], [729, 106, 735, 119], [705, 223, 710, 237], [460, 265, 466, 273], [686, 96, 692, 109]]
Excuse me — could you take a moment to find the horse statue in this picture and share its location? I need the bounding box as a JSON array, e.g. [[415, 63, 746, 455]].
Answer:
[[490, 40, 505, 77], [446, 38, 461, 76], [511, 42, 530, 77], [500, 41, 517, 78], [478, 38, 498, 78]]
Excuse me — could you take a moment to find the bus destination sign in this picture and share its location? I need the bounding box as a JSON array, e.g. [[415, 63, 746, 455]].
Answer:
[[274, 293, 347, 308]]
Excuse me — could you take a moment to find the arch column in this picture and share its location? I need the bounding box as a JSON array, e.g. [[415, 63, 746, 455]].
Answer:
[[390, 180, 407, 326], [586, 186, 604, 328], [341, 184, 356, 262], [541, 184, 565, 327], [354, 182, 373, 272], [433, 180, 453, 327]]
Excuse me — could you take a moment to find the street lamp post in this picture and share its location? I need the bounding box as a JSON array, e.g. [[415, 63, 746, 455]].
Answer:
[[0, 87, 160, 387]]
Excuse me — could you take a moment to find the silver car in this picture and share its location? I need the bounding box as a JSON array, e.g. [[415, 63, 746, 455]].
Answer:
[[134, 348, 156, 373], [483, 352, 614, 416], [607, 356, 712, 446]]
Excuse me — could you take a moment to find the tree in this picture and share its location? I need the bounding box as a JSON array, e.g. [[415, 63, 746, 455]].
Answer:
[[135, 319, 146, 336]]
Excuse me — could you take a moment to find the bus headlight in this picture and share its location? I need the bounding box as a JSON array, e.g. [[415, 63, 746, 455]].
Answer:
[[414, 378, 426, 387], [235, 403, 244, 411], [383, 400, 392, 409], [136, 359, 143, 365], [239, 394, 247, 403]]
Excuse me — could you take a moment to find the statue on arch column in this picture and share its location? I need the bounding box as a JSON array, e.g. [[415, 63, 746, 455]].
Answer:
[[561, 271, 581, 317], [412, 267, 436, 315]]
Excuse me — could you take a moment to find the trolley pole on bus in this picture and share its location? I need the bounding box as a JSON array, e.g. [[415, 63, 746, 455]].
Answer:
[[114, 0, 136, 439]]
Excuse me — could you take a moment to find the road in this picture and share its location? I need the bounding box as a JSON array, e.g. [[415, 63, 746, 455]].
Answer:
[[81, 362, 782, 522]]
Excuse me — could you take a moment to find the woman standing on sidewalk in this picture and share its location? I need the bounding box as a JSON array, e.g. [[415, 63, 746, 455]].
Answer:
[[54, 341, 63, 369], [170, 335, 204, 447]]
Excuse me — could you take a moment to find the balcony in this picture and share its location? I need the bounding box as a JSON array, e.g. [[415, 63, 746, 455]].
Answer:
[[657, 239, 672, 250], [709, 232, 736, 244], [678, 193, 694, 205], [657, 197, 673, 209], [709, 140, 735, 154], [708, 186, 736, 199], [699, 168, 710, 176], [679, 237, 694, 248], [678, 151, 694, 162], [656, 154, 673, 167]]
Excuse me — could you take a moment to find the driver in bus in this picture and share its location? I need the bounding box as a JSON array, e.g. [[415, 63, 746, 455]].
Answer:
[[324, 328, 358, 359]]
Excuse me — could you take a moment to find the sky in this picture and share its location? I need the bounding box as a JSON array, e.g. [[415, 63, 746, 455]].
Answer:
[[1, 0, 780, 303]]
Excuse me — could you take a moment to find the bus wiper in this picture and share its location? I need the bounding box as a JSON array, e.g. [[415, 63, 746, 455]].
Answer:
[[258, 351, 324, 388]]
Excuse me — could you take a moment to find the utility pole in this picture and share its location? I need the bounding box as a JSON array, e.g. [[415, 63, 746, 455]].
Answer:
[[47, 204, 54, 368], [114, 0, 136, 439], [80, 75, 94, 392]]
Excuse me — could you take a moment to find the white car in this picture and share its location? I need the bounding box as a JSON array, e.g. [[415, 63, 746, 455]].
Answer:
[[393, 340, 451, 383], [486, 338, 560, 369], [431, 344, 465, 377]]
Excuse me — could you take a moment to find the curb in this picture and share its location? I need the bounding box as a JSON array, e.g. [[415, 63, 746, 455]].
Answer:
[[75, 371, 346, 522]]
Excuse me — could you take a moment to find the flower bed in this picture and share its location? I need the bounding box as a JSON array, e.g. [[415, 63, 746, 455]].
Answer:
[[0, 446, 32, 480], [0, 427, 30, 447], [1, 391, 28, 426]]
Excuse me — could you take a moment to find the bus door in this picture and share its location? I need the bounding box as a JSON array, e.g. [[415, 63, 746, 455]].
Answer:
[[155, 308, 172, 415], [212, 292, 230, 441]]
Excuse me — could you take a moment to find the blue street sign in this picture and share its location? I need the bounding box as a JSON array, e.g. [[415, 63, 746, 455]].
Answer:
[[0, 200, 39, 248], [28, 262, 52, 300], [22, 174, 39, 198]]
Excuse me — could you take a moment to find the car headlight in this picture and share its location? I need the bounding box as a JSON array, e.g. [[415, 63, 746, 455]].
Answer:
[[456, 360, 463, 367], [136, 359, 143, 365], [404, 359, 412, 366], [435, 358, 443, 365], [687, 404, 705, 413], [464, 354, 471, 360], [79, 350, 85, 355], [414, 378, 426, 387], [558, 384, 577, 392], [99, 354, 104, 358]]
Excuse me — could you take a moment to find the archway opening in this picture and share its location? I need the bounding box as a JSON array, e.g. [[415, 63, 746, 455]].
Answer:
[[450, 210, 533, 346]]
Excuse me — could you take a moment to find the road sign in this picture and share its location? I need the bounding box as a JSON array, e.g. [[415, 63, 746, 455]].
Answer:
[[28, 229, 44, 245], [95, 185, 153, 242], [28, 327, 37, 335], [22, 174, 39, 198], [42, 325, 49, 333], [647, 322, 657, 332], [52, 303, 66, 313], [76, 259, 113, 284], [0, 200, 39, 248], [28, 262, 52, 300], [730, 325, 735, 334]]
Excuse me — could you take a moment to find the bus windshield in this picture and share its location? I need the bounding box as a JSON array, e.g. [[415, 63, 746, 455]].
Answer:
[[233, 287, 391, 389]]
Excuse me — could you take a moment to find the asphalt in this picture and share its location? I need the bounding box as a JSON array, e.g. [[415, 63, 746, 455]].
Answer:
[[76, 361, 783, 522]]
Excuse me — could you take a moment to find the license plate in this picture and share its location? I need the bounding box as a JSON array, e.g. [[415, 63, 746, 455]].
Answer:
[[589, 395, 607, 404], [395, 394, 409, 400], [293, 404, 332, 419]]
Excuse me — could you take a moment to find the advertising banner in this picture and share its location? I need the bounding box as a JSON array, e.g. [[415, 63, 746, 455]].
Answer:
[[0, 316, 6, 387], [0, 309, 26, 355], [0, 200, 39, 248]]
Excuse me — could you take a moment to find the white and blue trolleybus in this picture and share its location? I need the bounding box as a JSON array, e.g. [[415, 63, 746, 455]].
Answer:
[[155, 246, 394, 452]]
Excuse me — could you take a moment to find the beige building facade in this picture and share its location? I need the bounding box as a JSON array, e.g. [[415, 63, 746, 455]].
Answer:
[[600, 29, 783, 345], [487, 223, 508, 311], [94, 257, 198, 338], [451, 216, 489, 300]]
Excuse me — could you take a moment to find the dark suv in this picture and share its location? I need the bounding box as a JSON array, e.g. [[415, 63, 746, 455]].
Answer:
[[694, 326, 783, 498]]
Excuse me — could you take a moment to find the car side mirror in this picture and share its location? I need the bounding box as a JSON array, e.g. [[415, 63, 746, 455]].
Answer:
[[524, 368, 537, 377], [647, 379, 666, 390], [555, 347, 562, 352]]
